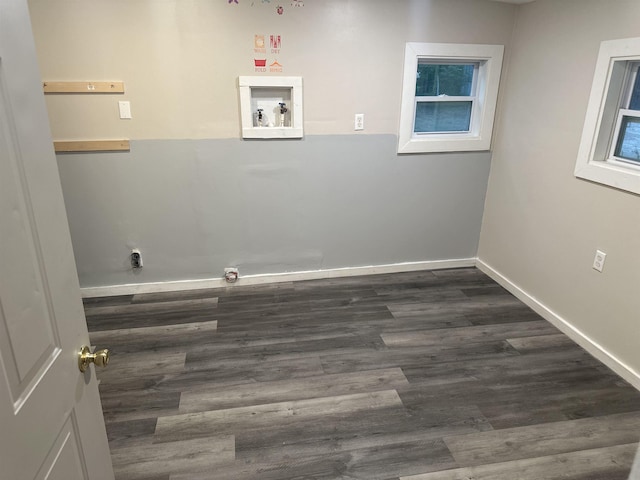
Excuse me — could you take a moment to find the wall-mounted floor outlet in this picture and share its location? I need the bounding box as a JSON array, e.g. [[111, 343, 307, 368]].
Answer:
[[131, 249, 143, 269], [224, 267, 239, 283], [354, 113, 364, 131], [592, 249, 606, 272]]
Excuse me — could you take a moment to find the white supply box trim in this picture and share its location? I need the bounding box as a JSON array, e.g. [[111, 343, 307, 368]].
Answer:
[[80, 258, 476, 298], [477, 259, 640, 391]]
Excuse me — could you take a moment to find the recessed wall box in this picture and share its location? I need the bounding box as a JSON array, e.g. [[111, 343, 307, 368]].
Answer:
[[238, 76, 303, 139]]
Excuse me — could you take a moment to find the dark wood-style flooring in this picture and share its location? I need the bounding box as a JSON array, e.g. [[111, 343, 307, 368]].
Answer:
[[85, 268, 640, 480]]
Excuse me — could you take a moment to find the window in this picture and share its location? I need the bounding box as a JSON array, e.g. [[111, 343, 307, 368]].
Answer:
[[575, 37, 640, 195], [398, 43, 504, 154], [610, 64, 640, 165]]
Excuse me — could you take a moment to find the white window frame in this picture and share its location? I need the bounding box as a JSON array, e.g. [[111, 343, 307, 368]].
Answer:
[[397, 43, 504, 154], [414, 61, 479, 134], [575, 38, 640, 195]]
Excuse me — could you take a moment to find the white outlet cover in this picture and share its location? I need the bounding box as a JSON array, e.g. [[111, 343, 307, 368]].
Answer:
[[592, 249, 606, 272], [118, 101, 132, 119], [355, 113, 364, 131]]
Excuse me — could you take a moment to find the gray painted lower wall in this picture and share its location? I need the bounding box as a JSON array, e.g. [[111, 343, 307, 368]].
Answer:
[[56, 134, 491, 288]]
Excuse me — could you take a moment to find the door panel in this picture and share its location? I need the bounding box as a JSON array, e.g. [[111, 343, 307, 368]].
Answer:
[[0, 60, 60, 404], [0, 0, 115, 478], [37, 416, 87, 480]]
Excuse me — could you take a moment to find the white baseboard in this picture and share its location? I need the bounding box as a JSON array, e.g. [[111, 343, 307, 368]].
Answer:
[[476, 259, 640, 391], [80, 258, 476, 298]]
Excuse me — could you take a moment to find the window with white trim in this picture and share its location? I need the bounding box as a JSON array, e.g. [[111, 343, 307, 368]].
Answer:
[[575, 37, 640, 195], [398, 43, 504, 154]]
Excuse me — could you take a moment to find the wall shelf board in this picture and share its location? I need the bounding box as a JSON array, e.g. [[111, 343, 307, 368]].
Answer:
[[53, 140, 130, 153], [238, 76, 303, 139], [43, 81, 125, 94]]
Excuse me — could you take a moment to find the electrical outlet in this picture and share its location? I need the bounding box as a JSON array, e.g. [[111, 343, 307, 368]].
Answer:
[[592, 249, 606, 272], [131, 249, 143, 269], [354, 113, 364, 131]]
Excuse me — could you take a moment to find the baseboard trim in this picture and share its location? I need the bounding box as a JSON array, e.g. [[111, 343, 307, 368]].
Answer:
[[476, 259, 640, 391], [80, 258, 476, 298]]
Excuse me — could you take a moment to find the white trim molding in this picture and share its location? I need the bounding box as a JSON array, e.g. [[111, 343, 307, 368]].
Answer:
[[575, 37, 640, 196], [477, 259, 640, 391], [80, 258, 476, 298], [238, 76, 303, 139], [398, 42, 504, 154]]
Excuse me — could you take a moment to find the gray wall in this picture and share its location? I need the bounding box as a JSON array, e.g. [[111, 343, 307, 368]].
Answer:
[[478, 0, 640, 377], [27, 0, 517, 288], [58, 135, 491, 287]]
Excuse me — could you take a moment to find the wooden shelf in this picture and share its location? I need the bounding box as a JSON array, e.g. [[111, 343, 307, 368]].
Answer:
[[53, 140, 130, 153], [43, 81, 125, 94]]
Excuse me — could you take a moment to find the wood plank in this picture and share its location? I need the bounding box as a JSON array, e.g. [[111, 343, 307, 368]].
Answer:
[[85, 297, 218, 317], [53, 140, 130, 152], [399, 443, 638, 480], [444, 411, 640, 467], [381, 320, 558, 348], [97, 356, 326, 394], [43, 81, 124, 93], [173, 439, 454, 480], [131, 288, 223, 304], [232, 404, 492, 465], [105, 418, 158, 450], [110, 435, 234, 480], [96, 352, 186, 383], [100, 389, 181, 424], [154, 390, 403, 443], [179, 367, 410, 413], [507, 333, 577, 352], [89, 320, 218, 354], [321, 340, 519, 375]]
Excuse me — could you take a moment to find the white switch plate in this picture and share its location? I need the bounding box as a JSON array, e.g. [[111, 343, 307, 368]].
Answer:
[[592, 249, 606, 272], [118, 101, 132, 119], [354, 113, 364, 131]]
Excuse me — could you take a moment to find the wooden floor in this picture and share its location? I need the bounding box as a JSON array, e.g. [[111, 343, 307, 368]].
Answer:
[[85, 268, 640, 480]]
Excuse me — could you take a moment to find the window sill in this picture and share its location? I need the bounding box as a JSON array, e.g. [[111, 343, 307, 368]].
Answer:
[[398, 133, 491, 154], [575, 159, 640, 196]]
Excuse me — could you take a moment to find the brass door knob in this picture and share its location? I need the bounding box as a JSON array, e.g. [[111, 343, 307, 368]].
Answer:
[[78, 345, 110, 373]]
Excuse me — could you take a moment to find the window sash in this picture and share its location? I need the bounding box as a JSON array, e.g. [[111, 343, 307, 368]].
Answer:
[[620, 62, 640, 110], [415, 62, 479, 98], [413, 98, 476, 134], [608, 109, 640, 168]]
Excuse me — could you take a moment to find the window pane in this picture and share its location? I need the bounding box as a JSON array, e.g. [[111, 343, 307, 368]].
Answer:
[[414, 101, 472, 133], [614, 116, 640, 163], [629, 66, 640, 111], [416, 64, 474, 97]]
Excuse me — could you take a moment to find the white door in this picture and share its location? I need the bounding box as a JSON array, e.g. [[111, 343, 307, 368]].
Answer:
[[0, 0, 115, 478]]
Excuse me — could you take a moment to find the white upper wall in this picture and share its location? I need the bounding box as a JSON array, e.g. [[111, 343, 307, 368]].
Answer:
[[27, 0, 516, 140], [479, 0, 640, 381]]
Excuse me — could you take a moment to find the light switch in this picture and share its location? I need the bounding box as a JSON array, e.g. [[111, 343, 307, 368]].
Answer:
[[118, 101, 132, 119]]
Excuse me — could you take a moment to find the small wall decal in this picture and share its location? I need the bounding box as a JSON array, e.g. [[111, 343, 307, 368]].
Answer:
[[252, 33, 283, 73], [291, 0, 303, 6], [254, 35, 266, 54], [270, 35, 281, 54], [228, 0, 239, 4], [276, 5, 284, 14]]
